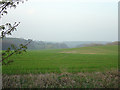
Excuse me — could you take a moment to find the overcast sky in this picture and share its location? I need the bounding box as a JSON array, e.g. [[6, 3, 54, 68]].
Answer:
[[2, 0, 118, 42]]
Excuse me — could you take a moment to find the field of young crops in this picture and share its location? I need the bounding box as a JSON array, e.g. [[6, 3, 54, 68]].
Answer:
[[2, 45, 118, 74]]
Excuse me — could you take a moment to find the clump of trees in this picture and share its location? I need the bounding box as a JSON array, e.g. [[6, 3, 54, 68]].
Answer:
[[0, 0, 31, 65]]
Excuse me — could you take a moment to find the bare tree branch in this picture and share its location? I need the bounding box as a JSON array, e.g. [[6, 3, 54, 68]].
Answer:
[[0, 2, 10, 14], [0, 22, 20, 38], [0, 40, 32, 63]]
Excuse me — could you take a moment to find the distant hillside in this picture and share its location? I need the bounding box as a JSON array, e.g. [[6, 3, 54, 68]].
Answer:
[[63, 41, 111, 48], [2, 38, 68, 50], [76, 43, 104, 47], [76, 41, 119, 48], [106, 41, 119, 45], [60, 45, 118, 55]]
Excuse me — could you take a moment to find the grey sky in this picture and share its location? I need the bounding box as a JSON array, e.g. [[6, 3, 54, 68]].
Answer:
[[2, 0, 118, 42]]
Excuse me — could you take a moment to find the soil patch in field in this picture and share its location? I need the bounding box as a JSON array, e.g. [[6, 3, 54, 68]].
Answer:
[[60, 51, 77, 54], [80, 53, 97, 54], [60, 51, 97, 54]]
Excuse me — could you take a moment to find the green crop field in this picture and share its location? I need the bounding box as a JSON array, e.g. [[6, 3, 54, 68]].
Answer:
[[2, 45, 118, 74]]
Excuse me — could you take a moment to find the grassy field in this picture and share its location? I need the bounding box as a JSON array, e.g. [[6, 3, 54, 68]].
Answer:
[[2, 45, 118, 74]]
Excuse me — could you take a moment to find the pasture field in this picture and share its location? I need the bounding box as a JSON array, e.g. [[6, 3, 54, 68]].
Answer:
[[2, 45, 118, 74]]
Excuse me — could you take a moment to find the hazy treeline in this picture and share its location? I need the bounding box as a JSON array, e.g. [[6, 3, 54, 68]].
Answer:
[[1, 38, 68, 50], [1, 38, 119, 50]]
